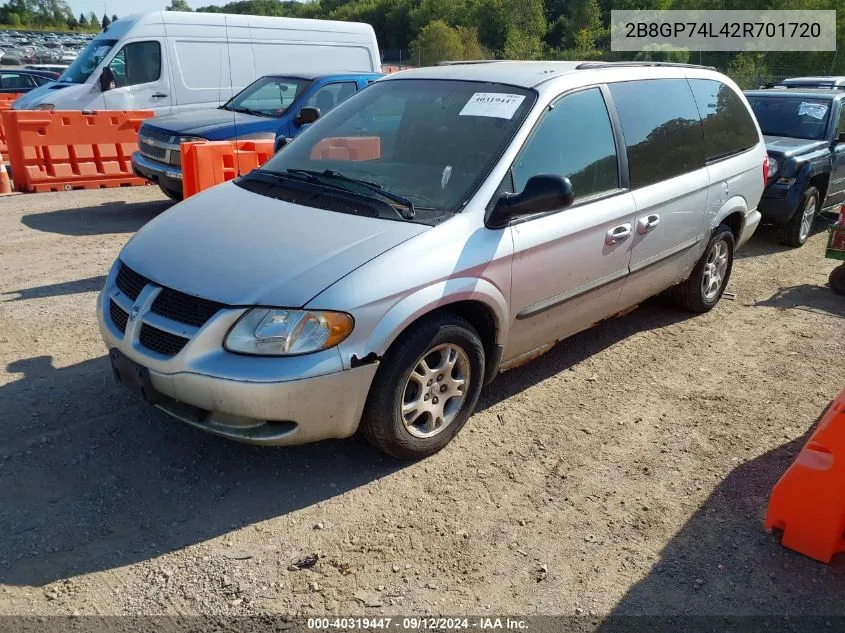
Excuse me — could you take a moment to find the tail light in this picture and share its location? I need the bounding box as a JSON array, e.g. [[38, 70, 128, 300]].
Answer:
[[762, 154, 770, 185], [838, 203, 845, 226]]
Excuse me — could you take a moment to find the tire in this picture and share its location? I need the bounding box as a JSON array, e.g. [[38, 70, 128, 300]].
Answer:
[[778, 186, 818, 248], [360, 314, 485, 460], [830, 264, 845, 296], [159, 183, 183, 202], [672, 224, 735, 313]]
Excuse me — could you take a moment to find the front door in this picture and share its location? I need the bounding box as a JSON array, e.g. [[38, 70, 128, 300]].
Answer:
[[505, 86, 637, 362], [104, 40, 171, 114]]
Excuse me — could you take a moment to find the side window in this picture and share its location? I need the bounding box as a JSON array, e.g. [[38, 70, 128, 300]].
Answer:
[[838, 106, 845, 136], [688, 79, 758, 161], [110, 41, 161, 87], [306, 82, 358, 116], [2, 72, 34, 90], [512, 87, 618, 201], [609, 79, 705, 189]]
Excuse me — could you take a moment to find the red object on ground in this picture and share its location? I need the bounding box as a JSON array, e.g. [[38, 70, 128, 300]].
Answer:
[[1, 109, 153, 193], [765, 386, 845, 562], [181, 140, 275, 199]]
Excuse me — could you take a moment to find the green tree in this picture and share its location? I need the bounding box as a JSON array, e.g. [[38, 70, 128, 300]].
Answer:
[[7, 12, 22, 26], [410, 19, 468, 66], [78, 12, 86, 26], [66, 13, 77, 29], [101, 13, 110, 28], [111, 13, 118, 22], [167, 0, 193, 10], [88, 11, 97, 26]]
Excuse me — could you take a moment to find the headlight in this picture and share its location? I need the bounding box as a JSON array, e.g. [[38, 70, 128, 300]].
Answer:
[[33, 103, 55, 111], [225, 308, 353, 356], [766, 155, 779, 177], [174, 135, 203, 144]]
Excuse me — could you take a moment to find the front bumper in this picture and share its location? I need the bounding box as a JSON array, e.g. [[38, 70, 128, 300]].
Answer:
[[132, 152, 183, 195], [96, 281, 378, 446]]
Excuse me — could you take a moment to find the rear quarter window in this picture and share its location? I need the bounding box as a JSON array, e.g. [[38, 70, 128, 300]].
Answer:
[[609, 78, 705, 189], [688, 79, 758, 162]]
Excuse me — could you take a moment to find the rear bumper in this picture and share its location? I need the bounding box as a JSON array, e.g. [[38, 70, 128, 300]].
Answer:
[[132, 152, 183, 195], [737, 208, 761, 248]]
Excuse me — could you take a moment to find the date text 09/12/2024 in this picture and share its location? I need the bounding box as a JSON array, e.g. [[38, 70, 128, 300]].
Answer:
[[307, 617, 529, 630]]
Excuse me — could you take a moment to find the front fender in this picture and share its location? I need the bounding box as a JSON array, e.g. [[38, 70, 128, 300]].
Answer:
[[336, 277, 510, 370]]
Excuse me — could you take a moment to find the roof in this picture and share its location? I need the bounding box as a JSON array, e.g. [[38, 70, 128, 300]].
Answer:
[[745, 87, 845, 100], [779, 76, 845, 87], [264, 71, 383, 81], [381, 60, 720, 89]]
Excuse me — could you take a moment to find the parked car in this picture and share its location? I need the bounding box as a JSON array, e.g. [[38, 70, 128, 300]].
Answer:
[[773, 76, 845, 90], [0, 69, 59, 93], [98, 61, 765, 459], [13, 11, 381, 115], [132, 72, 383, 201], [745, 87, 845, 246]]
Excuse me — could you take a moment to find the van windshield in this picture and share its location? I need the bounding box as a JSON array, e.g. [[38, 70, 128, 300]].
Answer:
[[59, 38, 117, 84], [222, 76, 312, 118], [746, 95, 832, 140], [253, 79, 536, 222]]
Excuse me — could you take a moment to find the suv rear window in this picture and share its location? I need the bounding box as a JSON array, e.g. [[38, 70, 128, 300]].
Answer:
[[609, 79, 705, 189], [688, 79, 758, 162], [746, 95, 832, 140]]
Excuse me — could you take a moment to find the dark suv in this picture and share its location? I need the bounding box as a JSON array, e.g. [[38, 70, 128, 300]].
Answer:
[[744, 87, 845, 246]]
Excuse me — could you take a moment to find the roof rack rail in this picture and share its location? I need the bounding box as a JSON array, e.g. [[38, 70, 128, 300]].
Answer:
[[575, 61, 717, 71], [436, 60, 500, 66]]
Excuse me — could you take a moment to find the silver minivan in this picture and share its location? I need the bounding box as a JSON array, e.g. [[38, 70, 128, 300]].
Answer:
[[98, 61, 766, 459]]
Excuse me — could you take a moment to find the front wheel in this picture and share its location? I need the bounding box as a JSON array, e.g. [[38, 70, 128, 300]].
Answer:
[[671, 224, 735, 313], [778, 186, 818, 248], [830, 264, 845, 296], [360, 314, 485, 460]]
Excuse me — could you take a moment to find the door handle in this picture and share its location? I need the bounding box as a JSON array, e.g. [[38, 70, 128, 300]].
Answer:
[[151, 93, 168, 99], [606, 223, 632, 245], [637, 214, 660, 234]]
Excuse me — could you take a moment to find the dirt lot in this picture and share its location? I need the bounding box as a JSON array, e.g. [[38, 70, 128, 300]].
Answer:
[[1, 187, 844, 621]]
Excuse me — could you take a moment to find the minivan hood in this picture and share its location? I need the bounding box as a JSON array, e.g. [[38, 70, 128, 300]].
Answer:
[[763, 135, 829, 158], [12, 81, 84, 109], [119, 181, 428, 307], [144, 109, 273, 139]]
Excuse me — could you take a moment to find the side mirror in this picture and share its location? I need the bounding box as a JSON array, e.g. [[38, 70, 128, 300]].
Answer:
[[99, 66, 115, 92], [487, 174, 575, 228], [295, 106, 320, 126]]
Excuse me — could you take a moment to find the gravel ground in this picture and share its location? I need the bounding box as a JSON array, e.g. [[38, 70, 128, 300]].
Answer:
[[0, 187, 844, 621]]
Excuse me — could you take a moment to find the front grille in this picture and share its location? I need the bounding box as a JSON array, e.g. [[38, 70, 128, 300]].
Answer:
[[109, 300, 129, 333], [140, 325, 189, 357], [139, 127, 172, 144], [116, 263, 149, 301], [139, 140, 167, 161], [151, 288, 223, 328]]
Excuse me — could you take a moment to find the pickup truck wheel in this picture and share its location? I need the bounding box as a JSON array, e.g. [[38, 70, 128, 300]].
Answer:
[[360, 314, 485, 460], [778, 186, 818, 247], [830, 264, 845, 296], [158, 184, 183, 202], [671, 224, 734, 313]]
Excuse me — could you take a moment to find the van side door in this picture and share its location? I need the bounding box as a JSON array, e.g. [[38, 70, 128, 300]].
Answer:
[[103, 40, 171, 114], [504, 86, 638, 362], [609, 78, 710, 308]]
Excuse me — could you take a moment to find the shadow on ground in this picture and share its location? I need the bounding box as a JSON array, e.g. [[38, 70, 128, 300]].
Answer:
[[754, 284, 844, 319], [736, 219, 833, 261], [2, 275, 107, 302], [0, 297, 696, 588], [591, 404, 845, 632], [21, 199, 172, 236]]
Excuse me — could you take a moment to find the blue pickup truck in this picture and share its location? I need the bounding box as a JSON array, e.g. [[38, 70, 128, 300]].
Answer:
[[132, 72, 383, 200]]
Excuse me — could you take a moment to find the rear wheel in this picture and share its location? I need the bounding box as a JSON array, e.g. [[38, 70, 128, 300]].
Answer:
[[778, 186, 818, 248], [159, 184, 183, 202], [360, 314, 485, 460], [830, 264, 845, 296], [671, 224, 735, 313]]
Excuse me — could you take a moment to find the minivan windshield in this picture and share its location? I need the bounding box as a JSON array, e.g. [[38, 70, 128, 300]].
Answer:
[[254, 79, 535, 222], [222, 76, 311, 118], [746, 95, 832, 140], [59, 38, 117, 84]]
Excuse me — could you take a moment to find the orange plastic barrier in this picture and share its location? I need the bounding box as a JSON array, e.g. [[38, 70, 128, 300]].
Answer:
[[1, 110, 153, 193], [310, 137, 381, 161], [181, 140, 275, 199], [0, 93, 23, 156], [765, 386, 845, 562]]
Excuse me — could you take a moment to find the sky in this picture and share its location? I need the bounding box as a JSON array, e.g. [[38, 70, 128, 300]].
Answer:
[[68, 0, 229, 19]]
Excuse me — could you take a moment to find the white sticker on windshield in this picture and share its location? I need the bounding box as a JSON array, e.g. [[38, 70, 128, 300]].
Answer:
[[459, 93, 526, 119], [797, 102, 828, 120]]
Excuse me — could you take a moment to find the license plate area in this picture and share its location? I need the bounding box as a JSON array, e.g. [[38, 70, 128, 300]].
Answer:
[[109, 348, 161, 405]]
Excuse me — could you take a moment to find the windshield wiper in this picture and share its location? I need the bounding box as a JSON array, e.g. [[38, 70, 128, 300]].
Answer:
[[286, 169, 415, 220]]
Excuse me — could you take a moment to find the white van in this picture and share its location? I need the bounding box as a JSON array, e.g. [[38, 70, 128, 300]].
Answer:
[[13, 11, 381, 114]]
